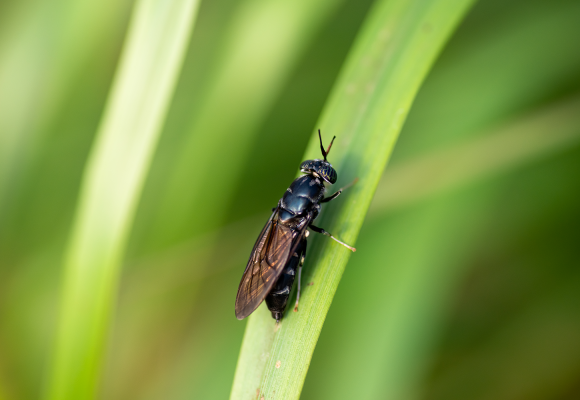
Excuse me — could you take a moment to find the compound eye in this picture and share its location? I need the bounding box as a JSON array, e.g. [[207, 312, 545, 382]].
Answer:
[[320, 166, 337, 184], [300, 160, 315, 172]]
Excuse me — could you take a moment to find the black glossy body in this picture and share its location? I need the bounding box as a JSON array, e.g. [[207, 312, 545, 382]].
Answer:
[[265, 238, 306, 321], [235, 132, 353, 322], [278, 174, 325, 225], [265, 171, 328, 319]]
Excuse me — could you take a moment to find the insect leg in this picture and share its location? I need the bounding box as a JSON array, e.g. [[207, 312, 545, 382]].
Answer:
[[320, 177, 359, 203], [293, 239, 307, 312], [309, 225, 356, 252]]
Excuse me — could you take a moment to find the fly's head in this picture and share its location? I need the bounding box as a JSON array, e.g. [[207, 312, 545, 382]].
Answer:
[[299, 130, 338, 184], [300, 159, 337, 184]]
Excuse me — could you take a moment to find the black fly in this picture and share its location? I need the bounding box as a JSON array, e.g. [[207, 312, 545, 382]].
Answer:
[[235, 130, 356, 322]]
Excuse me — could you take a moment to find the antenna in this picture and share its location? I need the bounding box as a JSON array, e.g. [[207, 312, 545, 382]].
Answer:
[[318, 129, 327, 161], [318, 129, 336, 161], [326, 136, 336, 156]]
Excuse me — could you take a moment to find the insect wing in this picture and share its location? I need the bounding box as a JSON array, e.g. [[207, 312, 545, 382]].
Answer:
[[235, 209, 301, 320]]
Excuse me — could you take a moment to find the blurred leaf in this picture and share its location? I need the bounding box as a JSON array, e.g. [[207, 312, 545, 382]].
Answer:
[[123, 95, 580, 294], [0, 1, 132, 397], [132, 0, 349, 253], [372, 96, 580, 213], [2, 0, 579, 398], [303, 0, 580, 394], [231, 0, 475, 398], [392, 0, 580, 162], [45, 0, 200, 399], [421, 144, 580, 400], [427, 282, 580, 400], [306, 184, 498, 399], [0, 0, 133, 240], [109, 94, 580, 400], [100, 0, 361, 397], [300, 97, 580, 398]]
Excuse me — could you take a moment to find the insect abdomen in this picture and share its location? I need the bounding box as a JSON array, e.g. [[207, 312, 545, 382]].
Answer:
[[265, 239, 306, 320]]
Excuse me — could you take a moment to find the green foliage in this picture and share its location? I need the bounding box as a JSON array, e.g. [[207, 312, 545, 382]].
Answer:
[[0, 0, 579, 399], [44, 1, 201, 399], [231, 0, 475, 398]]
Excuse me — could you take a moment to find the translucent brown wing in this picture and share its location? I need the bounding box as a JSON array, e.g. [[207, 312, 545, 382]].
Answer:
[[235, 208, 309, 320]]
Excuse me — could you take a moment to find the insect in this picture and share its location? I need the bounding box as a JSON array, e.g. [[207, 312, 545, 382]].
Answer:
[[235, 130, 356, 323]]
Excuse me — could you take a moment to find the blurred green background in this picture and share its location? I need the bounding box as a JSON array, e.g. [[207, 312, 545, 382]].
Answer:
[[1, 0, 579, 398]]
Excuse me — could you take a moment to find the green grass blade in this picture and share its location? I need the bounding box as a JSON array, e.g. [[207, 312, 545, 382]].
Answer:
[[135, 0, 348, 251], [231, 0, 475, 398], [0, 0, 132, 222], [0, 0, 135, 293], [45, 0, 200, 399], [130, 94, 580, 284], [107, 1, 349, 396], [307, 185, 497, 399], [117, 93, 580, 399]]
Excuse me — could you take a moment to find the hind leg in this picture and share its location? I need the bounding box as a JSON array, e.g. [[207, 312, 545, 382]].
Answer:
[[293, 239, 307, 312]]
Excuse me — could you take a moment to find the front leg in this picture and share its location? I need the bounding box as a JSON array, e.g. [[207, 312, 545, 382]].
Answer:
[[320, 177, 358, 203], [310, 224, 356, 252], [320, 190, 341, 203]]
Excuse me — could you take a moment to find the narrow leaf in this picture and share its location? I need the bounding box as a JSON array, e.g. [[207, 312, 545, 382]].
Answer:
[[45, 0, 200, 399], [231, 0, 475, 398]]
